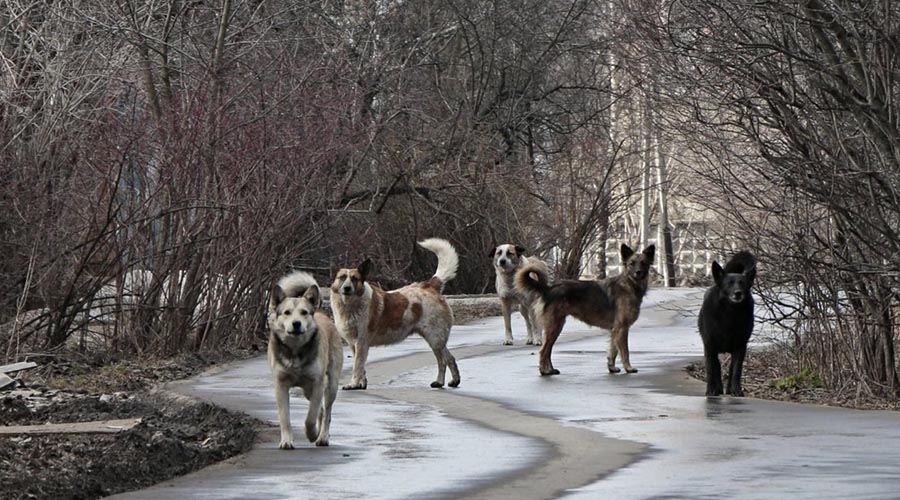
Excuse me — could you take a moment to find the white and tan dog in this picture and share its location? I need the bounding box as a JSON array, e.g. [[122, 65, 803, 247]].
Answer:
[[330, 238, 461, 390], [491, 244, 548, 345], [268, 271, 343, 449]]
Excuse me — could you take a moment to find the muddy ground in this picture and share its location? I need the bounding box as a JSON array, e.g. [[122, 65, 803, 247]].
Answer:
[[0, 350, 261, 500], [686, 347, 900, 411]]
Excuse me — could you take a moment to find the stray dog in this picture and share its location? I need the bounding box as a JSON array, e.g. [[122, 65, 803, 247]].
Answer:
[[698, 251, 756, 397], [490, 244, 549, 345], [330, 238, 461, 390], [516, 244, 655, 376], [268, 271, 343, 448]]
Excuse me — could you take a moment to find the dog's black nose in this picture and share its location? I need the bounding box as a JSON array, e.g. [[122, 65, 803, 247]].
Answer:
[[342, 286, 352, 293], [499, 259, 507, 266], [733, 292, 744, 301], [291, 321, 304, 334]]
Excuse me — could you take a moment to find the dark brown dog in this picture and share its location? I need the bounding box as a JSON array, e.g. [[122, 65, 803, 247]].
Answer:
[[515, 244, 655, 376]]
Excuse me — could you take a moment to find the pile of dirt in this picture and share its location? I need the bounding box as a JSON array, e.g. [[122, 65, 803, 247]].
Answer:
[[0, 349, 262, 500], [686, 348, 900, 411], [0, 390, 257, 500]]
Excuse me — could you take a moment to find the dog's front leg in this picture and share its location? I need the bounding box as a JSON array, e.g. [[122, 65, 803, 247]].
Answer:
[[607, 335, 620, 373], [501, 299, 514, 345], [304, 384, 325, 444], [728, 348, 746, 397], [274, 381, 294, 450], [704, 347, 723, 396], [614, 327, 637, 373], [343, 338, 369, 390]]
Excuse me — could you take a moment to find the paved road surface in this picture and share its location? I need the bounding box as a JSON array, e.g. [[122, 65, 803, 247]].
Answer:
[[110, 289, 900, 500]]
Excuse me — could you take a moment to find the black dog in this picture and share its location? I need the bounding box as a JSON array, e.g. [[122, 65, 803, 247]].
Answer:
[[698, 251, 756, 396]]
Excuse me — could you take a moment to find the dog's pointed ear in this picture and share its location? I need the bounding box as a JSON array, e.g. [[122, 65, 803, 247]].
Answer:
[[744, 264, 757, 286], [302, 284, 321, 309], [711, 261, 724, 286], [270, 284, 285, 310], [515, 245, 527, 256], [358, 258, 374, 279], [643, 244, 656, 262], [488, 246, 497, 258], [620, 243, 635, 261]]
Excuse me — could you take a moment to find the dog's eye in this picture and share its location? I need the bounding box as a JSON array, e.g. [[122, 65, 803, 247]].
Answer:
[[283, 310, 291, 315], [300, 310, 309, 316]]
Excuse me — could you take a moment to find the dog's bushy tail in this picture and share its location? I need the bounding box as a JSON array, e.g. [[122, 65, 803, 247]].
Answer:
[[515, 262, 550, 322], [515, 262, 550, 298], [725, 251, 757, 274], [277, 271, 319, 298], [418, 238, 458, 288]]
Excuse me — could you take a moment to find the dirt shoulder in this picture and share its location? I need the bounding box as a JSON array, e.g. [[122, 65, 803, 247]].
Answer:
[[1, 349, 262, 500], [685, 347, 900, 411]]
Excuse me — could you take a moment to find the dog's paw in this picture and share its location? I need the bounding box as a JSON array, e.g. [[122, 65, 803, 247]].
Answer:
[[608, 365, 621, 374], [503, 339, 514, 346], [706, 389, 723, 397], [448, 379, 460, 388], [430, 381, 444, 388], [731, 389, 744, 397], [278, 441, 295, 450], [539, 368, 560, 376], [625, 367, 638, 374], [342, 382, 367, 390], [533, 339, 542, 346], [315, 438, 330, 447]]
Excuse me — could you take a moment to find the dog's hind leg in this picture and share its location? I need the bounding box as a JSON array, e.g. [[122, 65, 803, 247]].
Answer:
[[539, 313, 565, 375], [423, 328, 458, 388], [445, 350, 460, 387], [727, 348, 746, 397], [274, 382, 294, 450], [522, 303, 541, 345], [343, 340, 369, 390]]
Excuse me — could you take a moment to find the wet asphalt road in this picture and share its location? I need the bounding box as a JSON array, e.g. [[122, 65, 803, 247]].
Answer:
[[109, 289, 900, 500]]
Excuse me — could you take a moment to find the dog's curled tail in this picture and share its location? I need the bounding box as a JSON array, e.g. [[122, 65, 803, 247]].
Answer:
[[418, 238, 458, 287], [514, 262, 550, 299], [725, 250, 757, 274], [277, 271, 320, 298]]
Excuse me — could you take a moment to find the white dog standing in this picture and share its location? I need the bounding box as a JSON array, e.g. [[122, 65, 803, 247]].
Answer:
[[268, 271, 343, 449], [491, 244, 548, 345]]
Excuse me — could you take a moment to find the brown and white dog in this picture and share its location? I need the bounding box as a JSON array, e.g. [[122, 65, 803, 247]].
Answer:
[[490, 244, 548, 345], [330, 238, 461, 390]]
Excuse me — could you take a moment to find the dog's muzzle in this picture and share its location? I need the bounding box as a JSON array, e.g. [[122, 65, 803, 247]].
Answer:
[[730, 292, 745, 303], [290, 321, 305, 335], [341, 286, 354, 295]]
